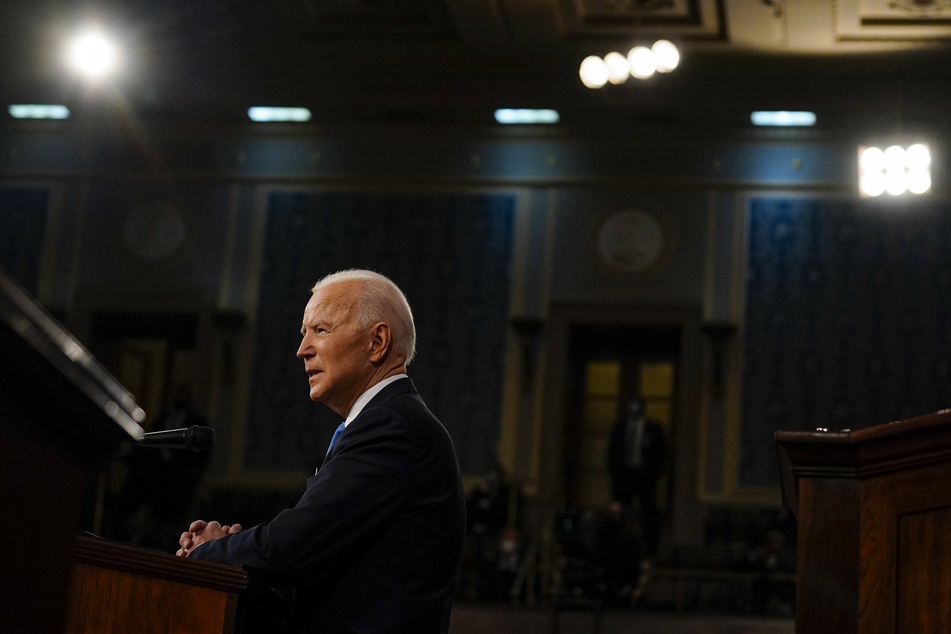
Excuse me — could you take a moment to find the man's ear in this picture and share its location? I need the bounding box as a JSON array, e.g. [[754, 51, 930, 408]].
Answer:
[[369, 322, 392, 363]]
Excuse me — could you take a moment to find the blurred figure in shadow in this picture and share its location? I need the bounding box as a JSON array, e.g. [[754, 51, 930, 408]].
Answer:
[[746, 507, 797, 615], [608, 397, 667, 559], [602, 501, 642, 605], [464, 462, 513, 601], [115, 384, 211, 549]]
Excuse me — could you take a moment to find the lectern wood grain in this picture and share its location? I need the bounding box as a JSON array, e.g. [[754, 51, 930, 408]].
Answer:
[[777, 409, 951, 634], [897, 507, 951, 632], [65, 564, 235, 634], [65, 536, 248, 634]]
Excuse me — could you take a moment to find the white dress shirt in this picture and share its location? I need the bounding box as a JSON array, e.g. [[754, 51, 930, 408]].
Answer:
[[344, 373, 408, 427]]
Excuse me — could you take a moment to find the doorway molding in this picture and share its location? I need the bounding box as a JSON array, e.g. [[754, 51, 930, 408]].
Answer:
[[540, 302, 703, 544]]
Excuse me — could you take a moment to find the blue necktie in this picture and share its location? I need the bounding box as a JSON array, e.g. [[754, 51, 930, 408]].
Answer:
[[326, 422, 346, 456]]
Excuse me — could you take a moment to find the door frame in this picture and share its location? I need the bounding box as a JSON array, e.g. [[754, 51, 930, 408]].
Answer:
[[540, 302, 703, 544]]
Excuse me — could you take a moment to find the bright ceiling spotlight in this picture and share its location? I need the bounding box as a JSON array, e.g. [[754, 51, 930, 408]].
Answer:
[[627, 46, 656, 79], [750, 111, 817, 126], [247, 107, 312, 122], [906, 143, 931, 170], [908, 169, 932, 195], [579, 56, 609, 89], [652, 40, 680, 73], [66, 28, 119, 80], [603, 52, 630, 85], [8, 105, 70, 119], [858, 143, 931, 198], [860, 171, 886, 198], [859, 146, 885, 173], [884, 169, 908, 196], [494, 109, 560, 124], [883, 145, 906, 173]]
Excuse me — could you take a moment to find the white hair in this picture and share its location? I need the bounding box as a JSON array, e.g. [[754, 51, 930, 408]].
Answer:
[[311, 269, 416, 365]]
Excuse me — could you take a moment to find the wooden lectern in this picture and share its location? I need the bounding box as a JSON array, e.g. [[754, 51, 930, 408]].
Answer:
[[0, 270, 145, 633], [65, 535, 248, 634], [776, 410, 951, 634]]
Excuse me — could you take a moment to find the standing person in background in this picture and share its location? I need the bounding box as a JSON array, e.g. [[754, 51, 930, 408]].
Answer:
[[608, 396, 667, 561], [177, 269, 466, 634]]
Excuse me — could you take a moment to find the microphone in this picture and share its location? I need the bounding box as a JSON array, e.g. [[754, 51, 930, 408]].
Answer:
[[136, 426, 215, 451]]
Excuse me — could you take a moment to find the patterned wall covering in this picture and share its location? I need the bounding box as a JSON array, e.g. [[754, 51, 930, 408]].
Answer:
[[244, 191, 515, 474], [742, 197, 951, 487], [0, 186, 49, 295]]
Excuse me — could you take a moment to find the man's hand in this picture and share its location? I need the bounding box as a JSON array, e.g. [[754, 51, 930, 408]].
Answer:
[[176, 520, 242, 557]]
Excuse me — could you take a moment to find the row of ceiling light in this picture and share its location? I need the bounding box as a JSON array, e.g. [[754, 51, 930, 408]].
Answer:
[[579, 40, 681, 89], [11, 25, 936, 198], [5, 104, 933, 196], [7, 105, 815, 127]]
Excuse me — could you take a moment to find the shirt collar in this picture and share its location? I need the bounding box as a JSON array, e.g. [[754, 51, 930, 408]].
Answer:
[[344, 374, 408, 426]]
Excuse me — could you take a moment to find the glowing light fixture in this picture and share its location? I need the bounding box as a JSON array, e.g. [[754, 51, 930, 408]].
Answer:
[[603, 52, 630, 85], [8, 105, 70, 119], [494, 109, 560, 124], [906, 143, 931, 170], [580, 40, 679, 88], [750, 111, 817, 127], [247, 107, 312, 122], [859, 143, 931, 198], [67, 29, 119, 80], [579, 56, 609, 89], [627, 46, 657, 79], [652, 40, 680, 73]]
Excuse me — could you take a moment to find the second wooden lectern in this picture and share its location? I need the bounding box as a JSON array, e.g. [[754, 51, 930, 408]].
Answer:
[[776, 410, 951, 634]]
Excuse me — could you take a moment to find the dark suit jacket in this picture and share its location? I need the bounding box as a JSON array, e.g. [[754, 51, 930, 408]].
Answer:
[[191, 378, 466, 633], [607, 416, 667, 484]]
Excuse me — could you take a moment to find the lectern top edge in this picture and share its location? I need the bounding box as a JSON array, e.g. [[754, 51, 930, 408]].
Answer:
[[775, 407, 951, 447]]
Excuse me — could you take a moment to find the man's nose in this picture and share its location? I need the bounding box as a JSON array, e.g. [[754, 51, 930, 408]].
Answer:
[[297, 338, 313, 358]]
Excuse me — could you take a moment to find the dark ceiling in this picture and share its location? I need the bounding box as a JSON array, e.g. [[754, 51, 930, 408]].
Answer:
[[3, 0, 951, 133]]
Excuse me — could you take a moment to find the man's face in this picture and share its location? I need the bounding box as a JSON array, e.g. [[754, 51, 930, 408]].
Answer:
[[296, 281, 373, 417]]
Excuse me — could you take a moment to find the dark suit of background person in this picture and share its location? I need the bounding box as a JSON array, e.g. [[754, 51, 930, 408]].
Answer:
[[177, 271, 466, 634], [607, 397, 667, 560]]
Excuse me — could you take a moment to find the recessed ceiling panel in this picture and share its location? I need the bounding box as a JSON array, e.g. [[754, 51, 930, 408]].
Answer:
[[553, 0, 725, 39], [276, 0, 455, 37], [837, 0, 951, 40]]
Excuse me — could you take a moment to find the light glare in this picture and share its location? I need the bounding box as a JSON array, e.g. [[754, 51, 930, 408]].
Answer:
[[750, 111, 817, 127], [628, 47, 656, 79], [494, 109, 560, 124], [906, 144, 931, 170], [652, 40, 680, 73], [907, 169, 932, 194], [860, 147, 885, 173], [8, 105, 70, 119], [883, 145, 906, 172], [67, 30, 119, 80], [860, 172, 886, 197], [247, 107, 312, 122], [859, 143, 931, 197], [884, 170, 908, 196], [604, 52, 629, 85], [580, 56, 609, 89]]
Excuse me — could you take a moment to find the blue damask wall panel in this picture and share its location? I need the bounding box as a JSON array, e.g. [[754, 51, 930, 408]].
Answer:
[[244, 191, 515, 474], [742, 197, 951, 487], [0, 186, 49, 295]]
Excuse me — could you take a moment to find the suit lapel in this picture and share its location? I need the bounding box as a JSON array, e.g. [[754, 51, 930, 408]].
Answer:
[[317, 377, 417, 470]]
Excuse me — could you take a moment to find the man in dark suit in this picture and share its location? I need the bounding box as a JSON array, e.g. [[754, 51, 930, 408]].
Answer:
[[177, 269, 466, 633], [607, 396, 667, 559]]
